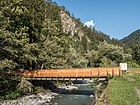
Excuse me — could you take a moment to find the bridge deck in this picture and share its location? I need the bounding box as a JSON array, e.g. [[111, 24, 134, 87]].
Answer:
[[20, 67, 120, 80]]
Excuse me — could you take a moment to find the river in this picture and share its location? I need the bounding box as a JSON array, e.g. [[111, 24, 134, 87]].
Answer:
[[0, 81, 96, 105], [51, 81, 95, 105]]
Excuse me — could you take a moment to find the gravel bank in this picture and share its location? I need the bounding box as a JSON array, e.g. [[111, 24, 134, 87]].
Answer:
[[0, 92, 58, 105]]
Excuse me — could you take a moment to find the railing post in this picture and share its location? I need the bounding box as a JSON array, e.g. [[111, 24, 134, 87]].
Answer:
[[38, 71, 40, 77], [106, 68, 108, 77], [98, 68, 100, 77], [76, 69, 78, 77], [91, 69, 93, 77], [112, 68, 114, 77], [119, 67, 121, 76], [68, 69, 71, 78], [84, 69, 85, 77]]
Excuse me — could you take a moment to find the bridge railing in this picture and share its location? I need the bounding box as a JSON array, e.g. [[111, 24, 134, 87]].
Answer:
[[20, 67, 121, 78]]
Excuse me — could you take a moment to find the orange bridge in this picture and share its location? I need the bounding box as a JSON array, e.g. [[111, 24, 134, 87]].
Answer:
[[20, 67, 121, 80]]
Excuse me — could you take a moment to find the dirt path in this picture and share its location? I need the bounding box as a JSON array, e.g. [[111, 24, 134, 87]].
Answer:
[[134, 86, 140, 100]]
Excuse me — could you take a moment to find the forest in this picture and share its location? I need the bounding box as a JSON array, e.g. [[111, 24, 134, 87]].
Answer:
[[0, 0, 140, 98]]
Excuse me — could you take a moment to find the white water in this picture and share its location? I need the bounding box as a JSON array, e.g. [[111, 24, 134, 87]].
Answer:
[[51, 83, 95, 105]]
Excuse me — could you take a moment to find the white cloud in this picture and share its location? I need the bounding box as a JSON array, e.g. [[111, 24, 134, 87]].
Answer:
[[84, 20, 95, 28]]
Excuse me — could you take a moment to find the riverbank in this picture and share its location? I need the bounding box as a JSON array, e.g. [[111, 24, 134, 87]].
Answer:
[[0, 82, 95, 105], [0, 90, 58, 105], [0, 84, 78, 105], [96, 73, 140, 105]]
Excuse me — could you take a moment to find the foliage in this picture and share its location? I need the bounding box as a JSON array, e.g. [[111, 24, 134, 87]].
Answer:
[[6, 89, 21, 100], [34, 86, 46, 93], [96, 42, 132, 67], [127, 61, 140, 68], [0, 0, 135, 97], [0, 0, 132, 71], [17, 78, 34, 94]]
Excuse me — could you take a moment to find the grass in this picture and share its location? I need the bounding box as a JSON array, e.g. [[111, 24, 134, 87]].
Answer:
[[130, 73, 140, 87], [96, 70, 140, 105], [107, 76, 140, 105], [128, 68, 140, 71]]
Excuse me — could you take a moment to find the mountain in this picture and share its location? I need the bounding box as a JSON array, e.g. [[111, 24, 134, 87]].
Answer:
[[0, 0, 135, 96], [121, 29, 140, 67], [121, 29, 140, 47], [0, 0, 130, 71]]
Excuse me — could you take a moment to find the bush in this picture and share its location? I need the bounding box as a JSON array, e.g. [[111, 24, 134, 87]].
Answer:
[[17, 78, 34, 95], [34, 86, 46, 93], [127, 61, 140, 68], [6, 89, 21, 99]]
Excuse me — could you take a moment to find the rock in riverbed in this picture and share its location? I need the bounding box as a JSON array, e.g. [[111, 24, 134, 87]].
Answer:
[[0, 92, 58, 105], [58, 84, 78, 91]]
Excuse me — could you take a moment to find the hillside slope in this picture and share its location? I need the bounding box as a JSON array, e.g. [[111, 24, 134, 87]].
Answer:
[[121, 29, 140, 47], [0, 0, 131, 71], [0, 0, 134, 95]]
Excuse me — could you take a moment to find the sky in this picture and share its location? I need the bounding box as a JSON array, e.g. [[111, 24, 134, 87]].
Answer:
[[52, 0, 140, 39]]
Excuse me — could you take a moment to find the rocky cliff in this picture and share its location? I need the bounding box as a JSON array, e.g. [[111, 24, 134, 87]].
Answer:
[[60, 9, 84, 41]]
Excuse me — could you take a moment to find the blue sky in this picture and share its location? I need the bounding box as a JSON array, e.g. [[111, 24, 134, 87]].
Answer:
[[52, 0, 140, 39]]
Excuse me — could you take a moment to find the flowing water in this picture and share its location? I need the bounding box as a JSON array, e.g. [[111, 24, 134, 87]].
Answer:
[[51, 81, 95, 105]]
